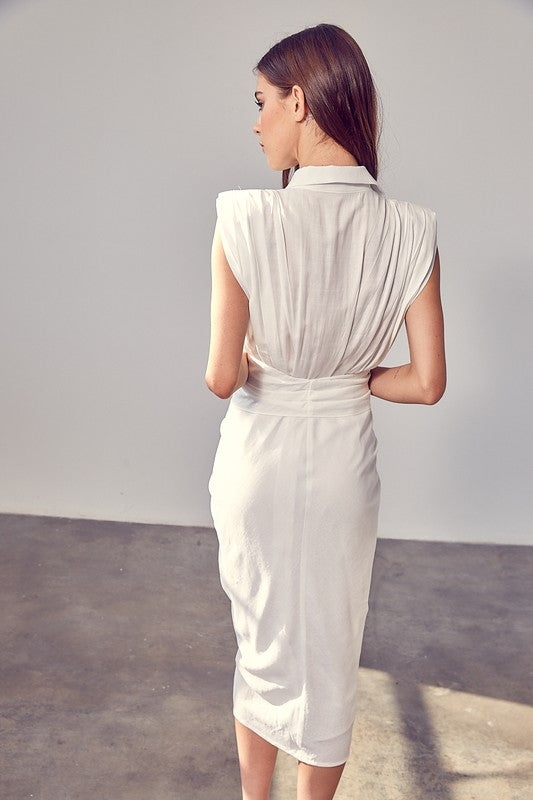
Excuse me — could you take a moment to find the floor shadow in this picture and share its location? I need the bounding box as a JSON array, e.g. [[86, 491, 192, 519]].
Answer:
[[361, 537, 533, 799], [0, 515, 531, 799]]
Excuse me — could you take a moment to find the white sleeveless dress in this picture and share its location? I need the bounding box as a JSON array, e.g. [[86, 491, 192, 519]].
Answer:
[[208, 165, 438, 767]]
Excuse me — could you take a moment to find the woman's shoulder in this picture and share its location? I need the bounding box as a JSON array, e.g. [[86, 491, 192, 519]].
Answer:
[[385, 194, 437, 220], [217, 187, 282, 200], [216, 187, 283, 215]]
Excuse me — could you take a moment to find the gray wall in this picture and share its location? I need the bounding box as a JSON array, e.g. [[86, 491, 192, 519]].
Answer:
[[0, 0, 531, 544]]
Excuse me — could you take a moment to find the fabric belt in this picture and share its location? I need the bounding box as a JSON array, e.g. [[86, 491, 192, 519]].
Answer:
[[230, 355, 371, 418]]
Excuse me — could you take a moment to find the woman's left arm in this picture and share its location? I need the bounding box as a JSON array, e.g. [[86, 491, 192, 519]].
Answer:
[[369, 248, 446, 404], [205, 219, 250, 399]]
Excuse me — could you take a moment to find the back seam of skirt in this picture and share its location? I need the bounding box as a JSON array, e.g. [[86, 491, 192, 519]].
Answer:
[[296, 408, 312, 746]]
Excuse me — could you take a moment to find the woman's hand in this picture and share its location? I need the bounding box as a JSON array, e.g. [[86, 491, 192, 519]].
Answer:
[[369, 248, 446, 404]]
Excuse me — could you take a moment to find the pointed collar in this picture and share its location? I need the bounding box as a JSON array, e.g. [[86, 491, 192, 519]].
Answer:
[[286, 164, 383, 194]]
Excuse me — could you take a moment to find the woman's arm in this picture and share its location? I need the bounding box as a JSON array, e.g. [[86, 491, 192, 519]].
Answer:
[[205, 219, 250, 399], [233, 350, 250, 393], [369, 248, 446, 404]]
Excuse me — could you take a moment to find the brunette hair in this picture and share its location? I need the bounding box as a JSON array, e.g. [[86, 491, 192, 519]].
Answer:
[[254, 23, 383, 188]]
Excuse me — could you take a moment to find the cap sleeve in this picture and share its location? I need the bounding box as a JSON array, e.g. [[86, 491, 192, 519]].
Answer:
[[403, 205, 438, 311], [215, 190, 250, 299]]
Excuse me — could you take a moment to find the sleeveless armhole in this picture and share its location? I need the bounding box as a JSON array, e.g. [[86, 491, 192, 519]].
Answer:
[[215, 191, 250, 299]]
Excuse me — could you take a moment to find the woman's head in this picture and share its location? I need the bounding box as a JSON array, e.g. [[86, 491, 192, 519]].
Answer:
[[252, 23, 382, 188]]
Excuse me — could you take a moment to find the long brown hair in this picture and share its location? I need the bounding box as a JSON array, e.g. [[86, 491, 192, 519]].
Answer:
[[254, 23, 383, 188]]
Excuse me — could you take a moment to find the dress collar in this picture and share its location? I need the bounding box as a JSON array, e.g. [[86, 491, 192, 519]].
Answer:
[[286, 164, 383, 194]]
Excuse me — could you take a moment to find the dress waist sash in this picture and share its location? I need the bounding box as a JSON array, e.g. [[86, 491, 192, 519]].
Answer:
[[230, 355, 371, 418]]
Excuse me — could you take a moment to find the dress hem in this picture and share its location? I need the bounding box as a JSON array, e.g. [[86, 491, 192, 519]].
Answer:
[[233, 710, 350, 768]]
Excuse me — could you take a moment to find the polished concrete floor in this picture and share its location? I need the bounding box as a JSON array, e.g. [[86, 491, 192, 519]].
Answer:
[[1, 512, 531, 800]]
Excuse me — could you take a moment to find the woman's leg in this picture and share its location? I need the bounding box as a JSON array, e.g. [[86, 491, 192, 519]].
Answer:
[[234, 717, 279, 800], [296, 760, 346, 800]]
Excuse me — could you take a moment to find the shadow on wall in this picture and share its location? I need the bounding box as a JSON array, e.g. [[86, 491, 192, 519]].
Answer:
[[437, 258, 533, 542]]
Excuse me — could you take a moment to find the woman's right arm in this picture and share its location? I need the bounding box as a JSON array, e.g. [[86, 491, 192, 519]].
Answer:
[[369, 248, 446, 404]]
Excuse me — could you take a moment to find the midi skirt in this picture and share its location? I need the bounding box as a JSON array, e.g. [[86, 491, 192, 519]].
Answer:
[[208, 356, 380, 766]]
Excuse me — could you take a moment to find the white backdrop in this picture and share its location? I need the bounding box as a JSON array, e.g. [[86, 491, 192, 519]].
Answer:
[[0, 0, 531, 544]]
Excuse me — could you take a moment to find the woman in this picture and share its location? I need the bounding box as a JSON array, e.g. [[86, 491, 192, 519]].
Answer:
[[205, 22, 446, 800]]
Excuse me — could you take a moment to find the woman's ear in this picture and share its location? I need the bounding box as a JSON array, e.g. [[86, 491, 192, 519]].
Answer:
[[291, 84, 308, 121]]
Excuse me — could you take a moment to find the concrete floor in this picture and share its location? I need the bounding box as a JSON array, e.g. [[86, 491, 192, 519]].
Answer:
[[0, 513, 531, 800]]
